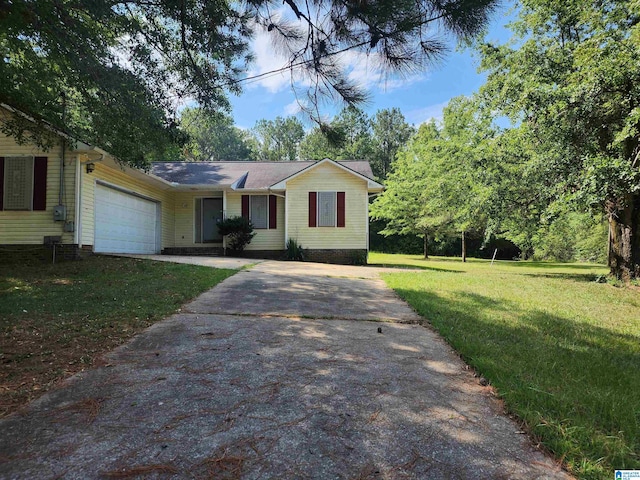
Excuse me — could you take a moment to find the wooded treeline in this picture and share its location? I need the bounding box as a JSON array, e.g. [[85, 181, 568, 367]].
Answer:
[[177, 105, 413, 180], [372, 0, 639, 280]]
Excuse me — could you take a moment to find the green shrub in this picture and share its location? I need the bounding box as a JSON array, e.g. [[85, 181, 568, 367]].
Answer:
[[285, 238, 305, 261], [218, 216, 255, 254]]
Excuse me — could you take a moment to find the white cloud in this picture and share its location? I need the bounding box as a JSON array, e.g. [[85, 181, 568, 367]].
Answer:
[[405, 101, 449, 125], [247, 27, 428, 96], [246, 28, 292, 93], [339, 50, 428, 92], [283, 100, 301, 115]]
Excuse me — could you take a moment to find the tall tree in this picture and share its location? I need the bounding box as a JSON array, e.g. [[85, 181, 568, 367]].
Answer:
[[0, 0, 250, 167], [331, 106, 376, 160], [0, 0, 499, 167], [252, 116, 305, 161], [299, 127, 340, 161], [371, 108, 415, 178], [299, 106, 375, 161], [370, 122, 451, 258], [478, 0, 640, 280], [180, 108, 255, 161]]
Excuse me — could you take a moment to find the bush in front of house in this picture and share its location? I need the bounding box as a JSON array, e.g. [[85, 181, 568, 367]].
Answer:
[[285, 238, 305, 261], [218, 216, 256, 254]]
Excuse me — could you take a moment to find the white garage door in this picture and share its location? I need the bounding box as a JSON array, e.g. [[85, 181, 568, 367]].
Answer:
[[94, 184, 159, 254]]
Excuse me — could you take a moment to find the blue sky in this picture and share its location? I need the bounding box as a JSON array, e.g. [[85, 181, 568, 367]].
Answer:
[[229, 4, 515, 130]]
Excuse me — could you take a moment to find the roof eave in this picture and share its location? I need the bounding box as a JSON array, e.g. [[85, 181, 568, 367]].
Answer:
[[270, 158, 383, 190]]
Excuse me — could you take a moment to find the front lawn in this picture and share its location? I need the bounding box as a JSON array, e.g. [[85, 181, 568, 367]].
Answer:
[[369, 253, 639, 480], [0, 256, 235, 417]]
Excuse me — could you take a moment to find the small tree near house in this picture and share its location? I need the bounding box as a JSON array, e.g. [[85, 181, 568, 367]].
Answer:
[[218, 216, 255, 255]]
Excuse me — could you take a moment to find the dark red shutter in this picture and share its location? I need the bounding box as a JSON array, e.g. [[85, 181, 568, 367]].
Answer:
[[337, 191, 345, 227], [241, 195, 249, 220], [33, 156, 48, 211], [308, 192, 317, 227], [0, 157, 4, 211], [268, 195, 277, 229]]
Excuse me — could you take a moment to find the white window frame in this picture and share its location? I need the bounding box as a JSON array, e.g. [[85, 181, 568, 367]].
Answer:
[[250, 194, 268, 229], [3, 156, 34, 211], [317, 191, 337, 227]]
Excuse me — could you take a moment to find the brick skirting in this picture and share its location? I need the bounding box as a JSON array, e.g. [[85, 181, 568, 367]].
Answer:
[[303, 249, 368, 265], [226, 248, 368, 265], [162, 247, 224, 256], [0, 244, 85, 263]]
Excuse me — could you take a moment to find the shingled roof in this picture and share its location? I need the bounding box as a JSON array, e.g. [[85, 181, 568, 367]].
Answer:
[[150, 160, 376, 190]]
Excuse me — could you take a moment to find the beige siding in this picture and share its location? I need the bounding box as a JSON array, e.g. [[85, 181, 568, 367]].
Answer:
[[173, 191, 223, 247], [0, 132, 77, 244], [80, 162, 175, 249], [226, 191, 285, 250], [286, 162, 368, 249]]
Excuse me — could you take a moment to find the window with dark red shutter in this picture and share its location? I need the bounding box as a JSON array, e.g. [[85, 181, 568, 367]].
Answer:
[[308, 192, 317, 227], [241, 195, 249, 220], [269, 195, 277, 229], [337, 191, 345, 227], [33, 157, 48, 211], [0, 157, 4, 211]]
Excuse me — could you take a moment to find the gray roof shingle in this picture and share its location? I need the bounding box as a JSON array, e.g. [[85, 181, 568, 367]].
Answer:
[[150, 160, 376, 189]]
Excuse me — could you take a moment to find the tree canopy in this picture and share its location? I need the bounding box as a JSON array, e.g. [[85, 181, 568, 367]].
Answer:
[[0, 0, 499, 167], [299, 106, 413, 179], [179, 108, 255, 161], [477, 0, 640, 279], [251, 116, 305, 162]]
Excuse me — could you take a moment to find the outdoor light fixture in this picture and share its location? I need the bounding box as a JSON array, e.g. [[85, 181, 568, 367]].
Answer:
[[86, 162, 95, 174]]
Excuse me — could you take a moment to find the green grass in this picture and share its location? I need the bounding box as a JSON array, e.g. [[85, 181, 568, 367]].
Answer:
[[0, 256, 236, 417], [369, 253, 639, 480]]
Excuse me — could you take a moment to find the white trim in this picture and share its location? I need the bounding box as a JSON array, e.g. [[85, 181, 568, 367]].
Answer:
[[2, 156, 35, 211], [317, 191, 337, 227], [95, 179, 159, 203], [270, 158, 384, 191], [194, 196, 224, 243], [74, 156, 81, 246], [249, 194, 269, 230], [222, 190, 227, 251], [284, 191, 289, 244], [366, 193, 370, 252]]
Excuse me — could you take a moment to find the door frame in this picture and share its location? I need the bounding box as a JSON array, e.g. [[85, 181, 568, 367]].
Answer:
[[194, 195, 224, 244]]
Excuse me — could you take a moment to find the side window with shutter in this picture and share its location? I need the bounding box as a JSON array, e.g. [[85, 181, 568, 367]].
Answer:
[[3, 156, 34, 210], [0, 156, 47, 211], [317, 191, 336, 227], [308, 191, 346, 227]]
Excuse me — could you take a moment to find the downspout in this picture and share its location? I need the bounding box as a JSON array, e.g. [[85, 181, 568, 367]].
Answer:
[[60, 137, 65, 208], [59, 93, 66, 213], [73, 156, 81, 246]]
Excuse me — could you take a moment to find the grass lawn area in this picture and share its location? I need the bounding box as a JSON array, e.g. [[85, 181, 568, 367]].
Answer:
[[0, 256, 235, 418], [369, 253, 639, 480]]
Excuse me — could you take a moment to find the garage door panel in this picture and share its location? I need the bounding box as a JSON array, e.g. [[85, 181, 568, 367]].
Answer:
[[95, 184, 158, 254]]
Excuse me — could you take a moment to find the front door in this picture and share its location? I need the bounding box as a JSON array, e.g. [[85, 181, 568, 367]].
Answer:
[[202, 198, 223, 243]]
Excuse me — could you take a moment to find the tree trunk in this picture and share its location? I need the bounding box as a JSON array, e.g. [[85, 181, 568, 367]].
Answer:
[[608, 193, 640, 281], [423, 231, 429, 259], [461, 230, 467, 262]]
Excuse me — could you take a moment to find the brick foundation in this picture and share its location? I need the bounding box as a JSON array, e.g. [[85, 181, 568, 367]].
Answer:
[[162, 247, 224, 256], [303, 249, 368, 265], [222, 248, 367, 265], [233, 250, 286, 261], [0, 244, 85, 264]]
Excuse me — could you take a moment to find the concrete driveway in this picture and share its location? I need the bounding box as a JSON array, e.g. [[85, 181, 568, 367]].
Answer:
[[0, 257, 571, 479]]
